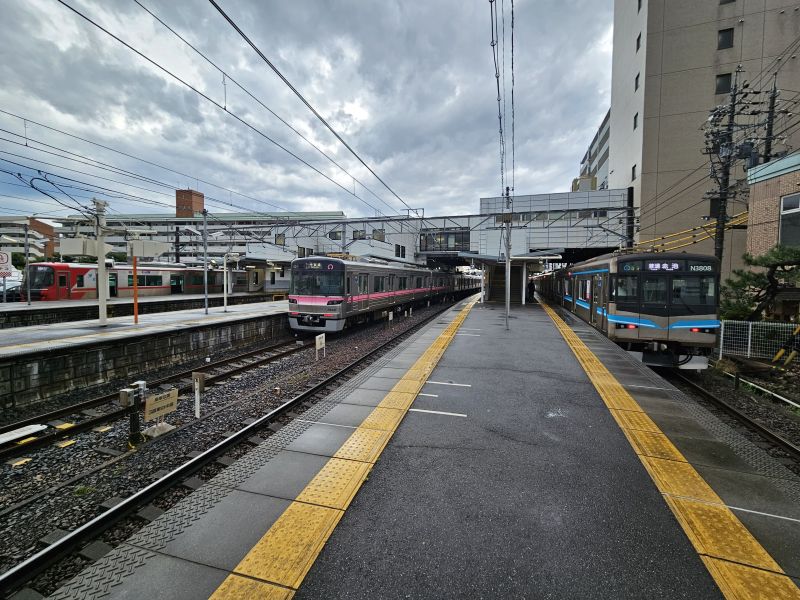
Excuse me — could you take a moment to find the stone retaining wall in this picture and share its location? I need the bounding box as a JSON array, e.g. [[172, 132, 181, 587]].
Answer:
[[0, 313, 288, 410]]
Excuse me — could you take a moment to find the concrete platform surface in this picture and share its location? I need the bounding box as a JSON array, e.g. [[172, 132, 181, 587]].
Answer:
[[45, 299, 800, 599]]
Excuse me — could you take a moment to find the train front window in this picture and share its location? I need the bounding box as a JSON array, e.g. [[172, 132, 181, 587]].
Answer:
[[615, 275, 638, 301], [642, 276, 667, 304], [26, 266, 54, 288], [291, 269, 344, 296], [672, 276, 715, 306]]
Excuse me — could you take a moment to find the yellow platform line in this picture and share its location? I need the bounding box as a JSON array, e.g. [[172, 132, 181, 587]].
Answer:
[[209, 297, 479, 598], [540, 302, 800, 600]]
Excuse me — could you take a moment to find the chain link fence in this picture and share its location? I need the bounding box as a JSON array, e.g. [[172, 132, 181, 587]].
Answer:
[[718, 320, 797, 360]]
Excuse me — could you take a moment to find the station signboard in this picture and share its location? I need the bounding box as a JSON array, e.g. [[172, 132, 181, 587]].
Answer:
[[144, 388, 178, 421]]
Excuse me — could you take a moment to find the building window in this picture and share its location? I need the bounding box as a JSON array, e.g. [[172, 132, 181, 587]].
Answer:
[[327, 230, 342, 241], [720, 0, 735, 4], [780, 193, 800, 246], [633, 113, 638, 130], [635, 73, 640, 91], [632, 164, 637, 181], [638, 0, 642, 11], [718, 28, 734, 50], [372, 228, 385, 242], [715, 73, 732, 95], [353, 229, 366, 240], [275, 233, 285, 246], [401, 246, 406, 258], [636, 33, 641, 52], [395, 244, 401, 257]]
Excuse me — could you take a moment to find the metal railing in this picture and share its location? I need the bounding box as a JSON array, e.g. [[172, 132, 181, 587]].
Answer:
[[718, 320, 797, 360]]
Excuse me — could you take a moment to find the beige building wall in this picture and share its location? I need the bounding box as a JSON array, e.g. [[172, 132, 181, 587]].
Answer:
[[610, 0, 800, 277]]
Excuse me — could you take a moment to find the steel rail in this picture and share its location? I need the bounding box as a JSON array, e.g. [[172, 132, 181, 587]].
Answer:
[[670, 372, 800, 460], [0, 300, 457, 597], [0, 339, 309, 460], [0, 335, 310, 435]]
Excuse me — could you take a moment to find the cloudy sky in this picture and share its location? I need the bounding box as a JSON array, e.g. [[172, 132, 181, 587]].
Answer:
[[0, 0, 613, 223]]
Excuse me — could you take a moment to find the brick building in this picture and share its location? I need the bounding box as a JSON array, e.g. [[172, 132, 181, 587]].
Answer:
[[746, 154, 800, 257]]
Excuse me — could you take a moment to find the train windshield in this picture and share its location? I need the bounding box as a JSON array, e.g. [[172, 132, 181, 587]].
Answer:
[[671, 275, 716, 306], [291, 269, 344, 296], [24, 265, 54, 288]]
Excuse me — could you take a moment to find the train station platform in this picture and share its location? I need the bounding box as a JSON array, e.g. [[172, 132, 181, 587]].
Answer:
[[1, 301, 289, 410], [0, 292, 286, 329], [47, 298, 800, 599], [0, 300, 287, 359]]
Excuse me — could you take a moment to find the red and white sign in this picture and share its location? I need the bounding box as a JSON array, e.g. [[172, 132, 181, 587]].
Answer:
[[0, 251, 11, 278]]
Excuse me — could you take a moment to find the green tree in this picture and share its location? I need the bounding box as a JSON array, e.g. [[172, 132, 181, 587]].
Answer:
[[720, 245, 800, 321]]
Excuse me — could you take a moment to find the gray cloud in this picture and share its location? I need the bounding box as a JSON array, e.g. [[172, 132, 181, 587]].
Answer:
[[0, 0, 613, 221]]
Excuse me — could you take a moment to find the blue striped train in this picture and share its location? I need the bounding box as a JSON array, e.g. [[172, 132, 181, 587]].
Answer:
[[536, 251, 720, 369]]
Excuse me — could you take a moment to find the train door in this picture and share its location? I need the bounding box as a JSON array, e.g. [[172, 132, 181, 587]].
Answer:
[[108, 273, 118, 298], [170, 274, 184, 294], [357, 273, 369, 310], [591, 274, 605, 328], [56, 270, 70, 300], [640, 274, 669, 340]]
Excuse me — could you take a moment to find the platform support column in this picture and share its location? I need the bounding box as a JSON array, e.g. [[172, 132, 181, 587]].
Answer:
[[23, 223, 31, 306], [202, 209, 209, 315], [94, 199, 109, 326], [521, 263, 526, 306]]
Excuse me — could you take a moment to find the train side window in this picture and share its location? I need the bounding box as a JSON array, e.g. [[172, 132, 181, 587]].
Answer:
[[642, 276, 667, 303], [615, 275, 638, 301], [270, 271, 276, 285], [76, 275, 84, 287], [346, 277, 351, 294], [577, 278, 591, 300]]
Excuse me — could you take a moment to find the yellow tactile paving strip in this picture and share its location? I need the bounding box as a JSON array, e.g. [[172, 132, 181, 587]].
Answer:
[[207, 298, 479, 598], [209, 574, 295, 599], [541, 302, 800, 600]]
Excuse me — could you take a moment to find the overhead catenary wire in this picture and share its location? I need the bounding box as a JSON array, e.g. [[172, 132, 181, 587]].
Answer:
[[52, 0, 405, 230], [130, 0, 403, 220], [205, 0, 419, 218], [489, 0, 506, 196]]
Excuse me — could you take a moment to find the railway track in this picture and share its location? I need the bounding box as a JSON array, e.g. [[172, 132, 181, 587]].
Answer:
[[668, 371, 800, 461], [0, 337, 310, 460], [0, 300, 462, 597]]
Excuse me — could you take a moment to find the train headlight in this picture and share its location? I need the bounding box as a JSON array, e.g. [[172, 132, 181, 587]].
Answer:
[[326, 299, 343, 305], [288, 298, 297, 304]]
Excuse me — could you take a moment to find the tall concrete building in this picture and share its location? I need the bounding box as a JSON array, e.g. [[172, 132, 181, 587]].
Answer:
[[606, 0, 800, 274]]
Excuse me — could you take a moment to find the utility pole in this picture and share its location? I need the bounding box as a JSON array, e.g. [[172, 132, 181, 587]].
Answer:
[[763, 74, 778, 164], [202, 209, 208, 315], [94, 199, 109, 326], [504, 185, 511, 331], [713, 68, 740, 262]]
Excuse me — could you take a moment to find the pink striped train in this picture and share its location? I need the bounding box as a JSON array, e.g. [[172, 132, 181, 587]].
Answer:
[[288, 256, 481, 332]]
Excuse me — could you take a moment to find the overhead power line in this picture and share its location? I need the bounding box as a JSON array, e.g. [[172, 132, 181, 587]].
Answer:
[[205, 0, 419, 218], [130, 0, 401, 219], [52, 0, 401, 225]]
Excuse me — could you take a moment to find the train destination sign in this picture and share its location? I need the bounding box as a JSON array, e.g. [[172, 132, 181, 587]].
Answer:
[[646, 261, 681, 272], [144, 388, 179, 421]]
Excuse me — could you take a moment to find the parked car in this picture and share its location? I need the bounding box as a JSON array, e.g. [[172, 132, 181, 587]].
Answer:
[[1, 284, 21, 302]]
